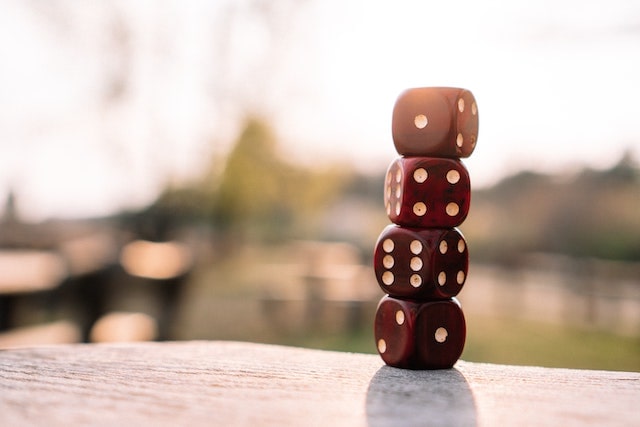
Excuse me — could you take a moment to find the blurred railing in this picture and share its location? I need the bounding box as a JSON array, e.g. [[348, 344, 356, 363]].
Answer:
[[0, 218, 194, 348], [2, 226, 639, 349], [461, 255, 640, 336]]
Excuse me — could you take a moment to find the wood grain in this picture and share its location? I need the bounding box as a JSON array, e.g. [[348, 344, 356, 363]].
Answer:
[[0, 341, 638, 426]]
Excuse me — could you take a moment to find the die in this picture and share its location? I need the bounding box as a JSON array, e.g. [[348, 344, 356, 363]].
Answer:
[[374, 224, 468, 299], [392, 87, 478, 158], [384, 156, 470, 228], [374, 295, 466, 369]]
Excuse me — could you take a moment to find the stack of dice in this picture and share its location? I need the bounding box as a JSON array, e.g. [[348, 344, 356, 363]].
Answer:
[[373, 87, 479, 369]]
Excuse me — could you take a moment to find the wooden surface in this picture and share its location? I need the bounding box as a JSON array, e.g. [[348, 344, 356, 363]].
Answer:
[[1, 341, 638, 426]]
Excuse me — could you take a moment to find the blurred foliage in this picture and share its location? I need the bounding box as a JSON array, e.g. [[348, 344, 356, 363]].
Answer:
[[212, 119, 292, 234], [145, 117, 640, 263], [147, 117, 354, 244], [465, 151, 640, 263]]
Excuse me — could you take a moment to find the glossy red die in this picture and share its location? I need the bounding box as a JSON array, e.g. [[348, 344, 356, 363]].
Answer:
[[384, 156, 470, 228], [392, 87, 478, 158], [374, 296, 466, 370], [374, 224, 468, 299]]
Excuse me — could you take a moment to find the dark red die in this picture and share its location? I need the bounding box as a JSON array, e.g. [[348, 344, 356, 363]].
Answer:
[[374, 295, 466, 370], [392, 87, 478, 158], [384, 156, 470, 228], [374, 224, 468, 299]]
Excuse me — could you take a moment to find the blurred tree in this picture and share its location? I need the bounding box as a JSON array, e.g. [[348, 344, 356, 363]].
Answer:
[[143, 115, 353, 246], [212, 118, 289, 236], [206, 117, 351, 242], [468, 150, 640, 263], [543, 151, 640, 260]]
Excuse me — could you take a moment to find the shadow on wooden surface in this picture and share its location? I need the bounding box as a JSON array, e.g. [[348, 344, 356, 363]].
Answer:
[[366, 366, 476, 427]]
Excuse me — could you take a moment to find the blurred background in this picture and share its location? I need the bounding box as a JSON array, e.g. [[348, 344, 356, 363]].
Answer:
[[0, 0, 639, 372]]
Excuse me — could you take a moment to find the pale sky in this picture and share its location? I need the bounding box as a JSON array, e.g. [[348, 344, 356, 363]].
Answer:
[[1, 0, 639, 220]]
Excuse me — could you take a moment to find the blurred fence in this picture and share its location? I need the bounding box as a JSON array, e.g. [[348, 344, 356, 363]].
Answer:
[[0, 219, 194, 348], [179, 243, 640, 342], [2, 229, 639, 349], [461, 255, 640, 336]]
